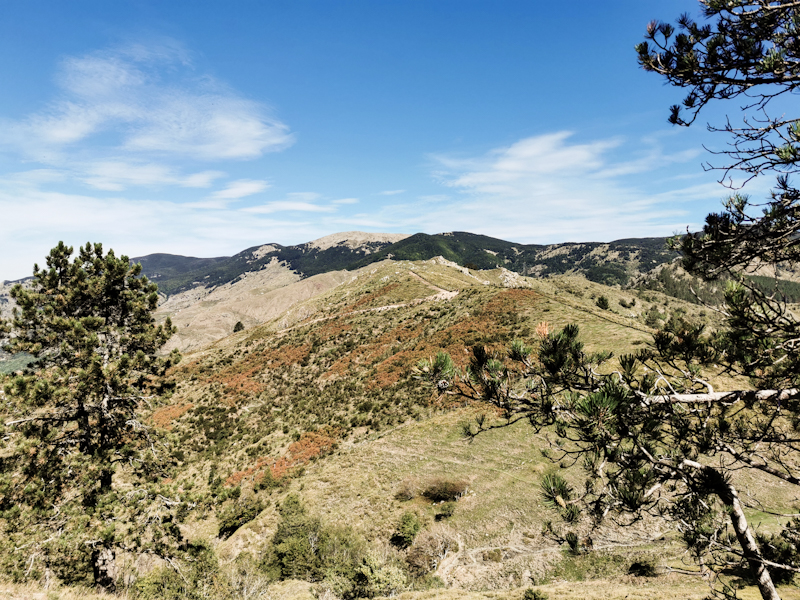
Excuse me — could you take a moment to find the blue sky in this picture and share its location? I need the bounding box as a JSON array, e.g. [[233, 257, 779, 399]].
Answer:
[[0, 1, 765, 279]]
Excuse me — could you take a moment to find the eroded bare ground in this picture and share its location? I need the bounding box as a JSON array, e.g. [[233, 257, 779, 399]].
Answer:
[[155, 257, 488, 354], [157, 263, 344, 353]]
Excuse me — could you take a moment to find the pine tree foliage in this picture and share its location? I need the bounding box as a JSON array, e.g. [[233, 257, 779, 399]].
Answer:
[[636, 0, 800, 180], [426, 5, 800, 598], [638, 1, 800, 391], [427, 322, 799, 600], [0, 242, 181, 588], [637, 0, 800, 388]]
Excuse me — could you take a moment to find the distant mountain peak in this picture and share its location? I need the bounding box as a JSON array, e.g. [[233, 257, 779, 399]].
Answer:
[[306, 231, 410, 252]]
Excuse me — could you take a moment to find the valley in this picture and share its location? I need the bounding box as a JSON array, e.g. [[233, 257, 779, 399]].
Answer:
[[1, 231, 796, 600]]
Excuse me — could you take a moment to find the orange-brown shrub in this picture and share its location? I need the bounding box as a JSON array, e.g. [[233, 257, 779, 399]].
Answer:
[[151, 403, 193, 430], [225, 429, 340, 486]]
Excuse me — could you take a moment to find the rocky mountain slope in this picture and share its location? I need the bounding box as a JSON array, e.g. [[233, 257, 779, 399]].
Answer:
[[139, 256, 785, 599], [132, 231, 679, 352], [136, 231, 410, 296], [134, 231, 678, 298]]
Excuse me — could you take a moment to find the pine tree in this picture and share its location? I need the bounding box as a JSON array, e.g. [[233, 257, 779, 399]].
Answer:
[[425, 4, 800, 599], [0, 242, 181, 589]]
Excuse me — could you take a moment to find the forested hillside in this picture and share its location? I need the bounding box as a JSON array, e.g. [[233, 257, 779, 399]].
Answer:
[[134, 232, 679, 297]]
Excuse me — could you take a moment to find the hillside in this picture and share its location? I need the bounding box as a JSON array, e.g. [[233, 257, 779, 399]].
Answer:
[[134, 231, 679, 299], [134, 231, 800, 354], [4, 242, 800, 599], [349, 232, 677, 286], [116, 257, 795, 599], [136, 232, 411, 296], [132, 231, 682, 353]]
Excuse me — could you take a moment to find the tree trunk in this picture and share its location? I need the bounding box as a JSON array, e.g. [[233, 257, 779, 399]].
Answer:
[[713, 468, 781, 600], [99, 468, 112, 493], [92, 546, 117, 593]]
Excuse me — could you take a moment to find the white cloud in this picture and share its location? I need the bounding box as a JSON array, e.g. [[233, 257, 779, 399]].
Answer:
[[285, 192, 322, 202], [80, 161, 224, 191], [211, 179, 270, 199], [182, 171, 226, 188], [240, 191, 341, 214], [180, 199, 230, 210], [407, 131, 724, 243], [435, 132, 619, 195], [333, 197, 359, 205], [123, 95, 292, 160], [0, 182, 334, 279], [0, 40, 293, 164], [379, 189, 405, 196], [243, 201, 335, 214]]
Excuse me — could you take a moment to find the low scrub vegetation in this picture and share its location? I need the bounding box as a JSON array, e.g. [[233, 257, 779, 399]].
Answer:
[[422, 478, 468, 503]]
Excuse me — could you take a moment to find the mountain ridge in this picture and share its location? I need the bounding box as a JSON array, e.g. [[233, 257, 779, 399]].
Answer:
[[133, 231, 679, 297]]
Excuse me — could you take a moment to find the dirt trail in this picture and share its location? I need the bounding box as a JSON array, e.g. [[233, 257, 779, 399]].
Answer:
[[275, 271, 458, 336], [436, 534, 666, 587], [406, 269, 458, 298]]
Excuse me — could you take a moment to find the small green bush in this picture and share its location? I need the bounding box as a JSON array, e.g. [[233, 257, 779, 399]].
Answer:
[[233, 321, 245, 333], [523, 589, 548, 600], [266, 494, 324, 580], [414, 574, 446, 590], [644, 306, 664, 328], [136, 542, 218, 600], [435, 501, 456, 521], [391, 511, 421, 548], [265, 494, 370, 595], [255, 469, 280, 492], [595, 295, 610, 310], [355, 550, 408, 598], [135, 565, 187, 600], [319, 526, 369, 598], [218, 496, 264, 539]]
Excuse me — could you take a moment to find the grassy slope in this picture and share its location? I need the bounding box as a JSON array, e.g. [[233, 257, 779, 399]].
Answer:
[[6, 259, 790, 599], [137, 259, 791, 598]]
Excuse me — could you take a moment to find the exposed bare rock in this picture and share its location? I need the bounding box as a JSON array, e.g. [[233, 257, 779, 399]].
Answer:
[[306, 231, 410, 252], [250, 244, 279, 261], [498, 268, 530, 288]]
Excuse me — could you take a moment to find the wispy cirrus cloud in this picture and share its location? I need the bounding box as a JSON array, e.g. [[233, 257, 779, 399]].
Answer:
[[243, 191, 335, 215], [0, 181, 338, 278], [0, 38, 294, 212], [211, 179, 270, 199], [81, 161, 224, 191], [1, 41, 292, 163], [0, 39, 307, 277], [389, 131, 725, 242]]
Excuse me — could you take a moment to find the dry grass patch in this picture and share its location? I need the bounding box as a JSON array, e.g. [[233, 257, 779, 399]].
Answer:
[[0, 582, 116, 600], [390, 577, 800, 600]]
